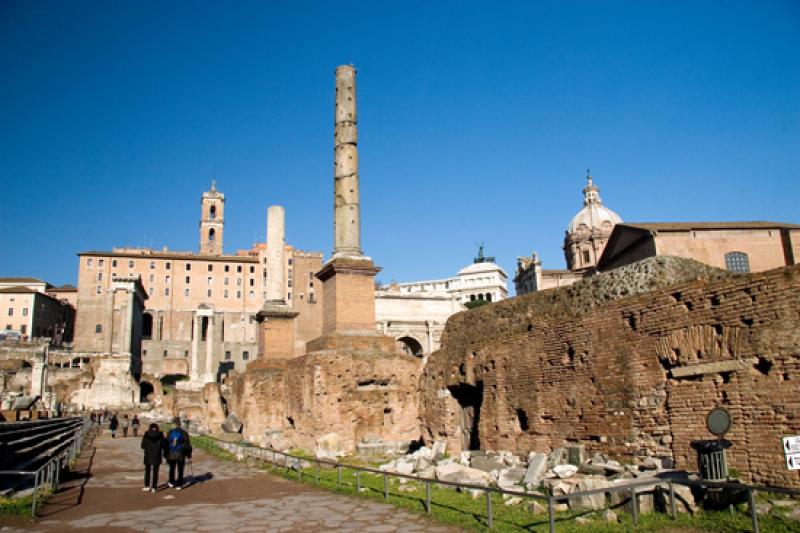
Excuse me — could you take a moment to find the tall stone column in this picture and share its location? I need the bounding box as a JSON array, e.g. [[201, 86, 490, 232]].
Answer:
[[266, 206, 286, 302], [308, 64, 390, 352], [203, 314, 215, 383], [333, 65, 362, 259], [123, 289, 134, 354], [105, 288, 115, 353], [255, 205, 298, 363]]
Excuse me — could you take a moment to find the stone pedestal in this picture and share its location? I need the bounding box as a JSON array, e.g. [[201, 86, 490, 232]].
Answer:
[[316, 257, 381, 335], [256, 303, 299, 361]]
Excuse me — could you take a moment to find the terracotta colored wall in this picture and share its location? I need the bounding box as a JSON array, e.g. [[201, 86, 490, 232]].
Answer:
[[654, 228, 791, 272], [422, 260, 800, 488]]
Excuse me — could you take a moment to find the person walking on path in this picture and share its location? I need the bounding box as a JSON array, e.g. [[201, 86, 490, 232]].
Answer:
[[131, 415, 141, 437], [141, 423, 166, 493], [109, 414, 119, 438], [165, 418, 192, 489], [122, 415, 130, 437]]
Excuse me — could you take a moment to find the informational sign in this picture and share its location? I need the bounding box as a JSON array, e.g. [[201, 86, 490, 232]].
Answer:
[[783, 436, 800, 471]]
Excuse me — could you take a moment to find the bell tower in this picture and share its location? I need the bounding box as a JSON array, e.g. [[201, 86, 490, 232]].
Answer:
[[199, 181, 224, 255]]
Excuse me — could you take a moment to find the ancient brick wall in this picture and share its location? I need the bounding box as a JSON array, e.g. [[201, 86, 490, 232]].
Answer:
[[422, 257, 800, 487], [224, 345, 422, 452]]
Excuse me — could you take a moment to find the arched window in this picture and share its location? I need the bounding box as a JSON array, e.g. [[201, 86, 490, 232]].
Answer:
[[209, 205, 216, 220], [95, 324, 102, 334], [209, 228, 216, 241], [725, 252, 750, 273]]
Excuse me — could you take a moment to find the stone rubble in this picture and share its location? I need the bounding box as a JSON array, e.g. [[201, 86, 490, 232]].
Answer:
[[376, 442, 703, 514]]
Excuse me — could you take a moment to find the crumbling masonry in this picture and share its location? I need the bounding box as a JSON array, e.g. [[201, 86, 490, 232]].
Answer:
[[422, 257, 800, 488]]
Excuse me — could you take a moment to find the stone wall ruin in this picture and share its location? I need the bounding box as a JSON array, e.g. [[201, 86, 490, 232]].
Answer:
[[422, 256, 800, 488]]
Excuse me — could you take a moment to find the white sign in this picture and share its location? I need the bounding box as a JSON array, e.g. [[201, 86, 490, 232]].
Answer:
[[783, 436, 800, 470]]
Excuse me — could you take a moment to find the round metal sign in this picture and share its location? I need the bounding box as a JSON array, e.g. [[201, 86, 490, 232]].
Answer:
[[706, 407, 732, 437]]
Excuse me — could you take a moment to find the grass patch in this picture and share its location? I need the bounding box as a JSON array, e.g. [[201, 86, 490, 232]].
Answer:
[[190, 434, 235, 461], [191, 436, 800, 533], [0, 495, 35, 518]]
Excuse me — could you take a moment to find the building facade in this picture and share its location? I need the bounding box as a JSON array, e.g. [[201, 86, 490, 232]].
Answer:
[[0, 278, 75, 344], [375, 249, 509, 357], [596, 222, 800, 273], [73, 184, 324, 388]]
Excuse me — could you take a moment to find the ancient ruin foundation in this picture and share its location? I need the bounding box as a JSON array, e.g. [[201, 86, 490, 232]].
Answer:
[[422, 257, 800, 488]]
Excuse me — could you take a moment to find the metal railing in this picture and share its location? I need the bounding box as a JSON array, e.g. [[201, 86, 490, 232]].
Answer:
[[0, 417, 92, 516], [212, 440, 800, 533]]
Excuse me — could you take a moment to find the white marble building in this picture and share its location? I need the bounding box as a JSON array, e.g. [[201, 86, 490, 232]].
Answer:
[[376, 250, 508, 358]]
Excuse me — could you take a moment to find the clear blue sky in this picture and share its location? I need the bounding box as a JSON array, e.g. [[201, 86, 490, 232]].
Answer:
[[1, 1, 798, 290]]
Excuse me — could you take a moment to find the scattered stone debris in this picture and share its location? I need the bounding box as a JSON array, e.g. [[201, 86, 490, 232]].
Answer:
[[376, 442, 701, 514]]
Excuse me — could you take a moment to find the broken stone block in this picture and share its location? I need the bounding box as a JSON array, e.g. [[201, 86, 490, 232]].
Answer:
[[497, 467, 527, 489], [471, 456, 505, 473], [528, 501, 547, 514], [414, 456, 432, 472], [570, 477, 611, 511], [524, 452, 548, 486], [552, 464, 578, 479], [601, 509, 618, 523], [315, 432, 346, 459], [410, 446, 432, 460], [504, 496, 523, 505], [603, 460, 625, 474], [221, 413, 242, 433], [578, 462, 607, 476], [431, 440, 446, 461], [392, 461, 415, 476], [640, 457, 662, 470], [459, 451, 471, 465], [566, 445, 585, 466], [435, 463, 492, 487], [574, 516, 591, 525], [547, 447, 566, 468], [755, 503, 772, 515], [417, 466, 436, 479]]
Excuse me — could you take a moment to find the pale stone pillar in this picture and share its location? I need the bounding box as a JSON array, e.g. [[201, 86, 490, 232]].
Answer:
[[190, 314, 200, 382], [123, 289, 134, 354], [204, 314, 214, 383], [105, 288, 115, 353], [31, 349, 46, 397], [266, 205, 286, 302], [332, 65, 362, 258]]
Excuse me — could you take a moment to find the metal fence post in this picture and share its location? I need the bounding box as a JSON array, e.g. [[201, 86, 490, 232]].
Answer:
[[337, 464, 342, 487], [425, 481, 431, 513], [669, 480, 676, 519], [748, 488, 759, 533], [356, 471, 361, 493], [384, 474, 389, 500], [548, 496, 555, 533], [315, 461, 320, 485], [486, 490, 493, 529], [31, 471, 39, 517], [631, 487, 639, 527]]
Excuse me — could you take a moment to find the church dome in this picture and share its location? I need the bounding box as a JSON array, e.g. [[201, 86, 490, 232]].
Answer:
[[567, 174, 622, 235]]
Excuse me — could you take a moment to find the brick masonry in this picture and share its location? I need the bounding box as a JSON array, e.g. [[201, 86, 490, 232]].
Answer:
[[422, 257, 800, 487]]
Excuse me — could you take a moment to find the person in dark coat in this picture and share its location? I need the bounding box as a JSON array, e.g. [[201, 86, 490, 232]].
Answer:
[[109, 414, 119, 438], [165, 418, 192, 489], [141, 423, 166, 493]]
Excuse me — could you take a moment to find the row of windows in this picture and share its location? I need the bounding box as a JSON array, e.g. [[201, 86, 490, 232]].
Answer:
[[6, 308, 28, 317], [4, 324, 27, 334], [88, 257, 293, 271]]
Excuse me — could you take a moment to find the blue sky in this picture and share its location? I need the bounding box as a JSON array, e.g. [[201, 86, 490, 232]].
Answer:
[[1, 1, 798, 290]]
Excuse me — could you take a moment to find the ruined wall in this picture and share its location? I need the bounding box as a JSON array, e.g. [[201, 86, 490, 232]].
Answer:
[[422, 257, 800, 488], [223, 344, 422, 453]]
